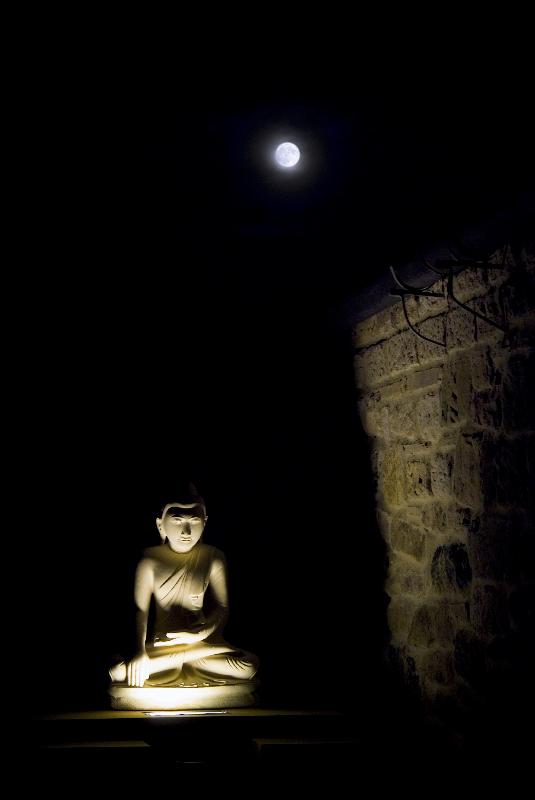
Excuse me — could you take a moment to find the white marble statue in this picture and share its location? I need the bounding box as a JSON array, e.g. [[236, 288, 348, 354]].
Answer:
[[109, 487, 259, 709]]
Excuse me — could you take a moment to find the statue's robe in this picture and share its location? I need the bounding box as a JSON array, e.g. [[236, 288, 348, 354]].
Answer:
[[142, 543, 257, 687]]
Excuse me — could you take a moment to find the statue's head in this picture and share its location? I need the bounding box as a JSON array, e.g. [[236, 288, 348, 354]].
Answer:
[[156, 483, 207, 553]]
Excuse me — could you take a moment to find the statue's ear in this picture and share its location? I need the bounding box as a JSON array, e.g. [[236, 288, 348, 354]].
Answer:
[[156, 517, 165, 541]]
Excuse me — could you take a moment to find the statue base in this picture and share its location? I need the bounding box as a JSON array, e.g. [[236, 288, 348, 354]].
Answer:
[[109, 682, 259, 711]]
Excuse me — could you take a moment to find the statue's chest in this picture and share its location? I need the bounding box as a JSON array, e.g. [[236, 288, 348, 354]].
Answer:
[[153, 554, 210, 610]]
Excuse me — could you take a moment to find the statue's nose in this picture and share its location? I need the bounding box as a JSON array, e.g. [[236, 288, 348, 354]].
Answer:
[[182, 523, 191, 535]]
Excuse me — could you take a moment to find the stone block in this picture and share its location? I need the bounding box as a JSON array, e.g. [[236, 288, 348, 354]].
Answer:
[[414, 290, 449, 322], [388, 398, 417, 440], [440, 428, 459, 449], [407, 602, 467, 647], [420, 649, 455, 686], [421, 503, 449, 532], [369, 447, 379, 487], [473, 294, 506, 345], [446, 306, 477, 351], [434, 602, 468, 645], [440, 354, 472, 427], [453, 267, 491, 303], [403, 441, 434, 459], [415, 315, 447, 365], [448, 505, 474, 532], [376, 509, 391, 541], [431, 543, 472, 593], [406, 459, 431, 499], [471, 584, 509, 638], [353, 305, 396, 349], [377, 447, 406, 507], [470, 347, 503, 391], [407, 604, 436, 647], [353, 297, 430, 348], [354, 341, 390, 390], [387, 596, 418, 643], [404, 504, 426, 526], [429, 452, 454, 500], [407, 366, 443, 392], [376, 376, 408, 401], [421, 504, 474, 536], [388, 330, 419, 375], [358, 393, 389, 438], [389, 518, 427, 561], [415, 392, 442, 442], [453, 432, 484, 510], [390, 300, 408, 331], [471, 388, 503, 428], [386, 558, 427, 596]]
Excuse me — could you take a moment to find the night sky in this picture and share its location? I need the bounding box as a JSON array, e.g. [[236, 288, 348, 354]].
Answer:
[[28, 64, 534, 713]]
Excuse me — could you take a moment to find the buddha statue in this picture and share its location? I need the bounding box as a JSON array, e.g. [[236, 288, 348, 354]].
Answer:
[[109, 486, 259, 710]]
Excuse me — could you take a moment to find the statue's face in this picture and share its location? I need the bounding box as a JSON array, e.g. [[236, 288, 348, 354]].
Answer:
[[159, 504, 206, 553]]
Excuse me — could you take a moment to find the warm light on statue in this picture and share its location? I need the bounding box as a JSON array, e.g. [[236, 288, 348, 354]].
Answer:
[[109, 486, 259, 710]]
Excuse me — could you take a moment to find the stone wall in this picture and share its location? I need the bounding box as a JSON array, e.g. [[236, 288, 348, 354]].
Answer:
[[353, 243, 534, 735]]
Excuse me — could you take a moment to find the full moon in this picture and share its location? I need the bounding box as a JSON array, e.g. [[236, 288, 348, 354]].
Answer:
[[275, 142, 300, 168]]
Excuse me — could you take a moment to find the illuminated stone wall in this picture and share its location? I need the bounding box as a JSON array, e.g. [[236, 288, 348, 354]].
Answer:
[[353, 243, 534, 732]]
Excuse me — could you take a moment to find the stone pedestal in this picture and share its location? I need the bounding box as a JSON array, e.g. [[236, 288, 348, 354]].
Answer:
[[109, 682, 259, 710]]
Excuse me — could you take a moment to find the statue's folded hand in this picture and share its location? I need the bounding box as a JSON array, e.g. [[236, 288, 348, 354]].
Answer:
[[127, 653, 150, 687], [162, 631, 201, 645]]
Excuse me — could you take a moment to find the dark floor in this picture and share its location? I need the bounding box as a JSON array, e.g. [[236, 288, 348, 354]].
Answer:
[[27, 703, 533, 795]]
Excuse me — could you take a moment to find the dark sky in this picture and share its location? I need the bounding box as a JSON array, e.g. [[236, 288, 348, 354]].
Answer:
[[78, 73, 534, 294], [27, 64, 534, 712]]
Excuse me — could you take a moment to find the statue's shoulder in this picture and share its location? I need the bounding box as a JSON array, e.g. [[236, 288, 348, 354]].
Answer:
[[140, 544, 165, 562], [196, 543, 225, 565], [202, 544, 226, 570]]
